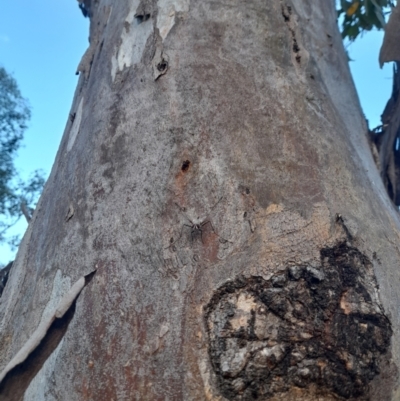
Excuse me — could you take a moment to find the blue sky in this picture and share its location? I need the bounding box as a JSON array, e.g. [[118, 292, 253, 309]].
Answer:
[[0, 2, 394, 265], [0, 1, 88, 265]]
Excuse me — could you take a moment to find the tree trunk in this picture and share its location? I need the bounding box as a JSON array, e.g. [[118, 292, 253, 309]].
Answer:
[[1, 0, 400, 400]]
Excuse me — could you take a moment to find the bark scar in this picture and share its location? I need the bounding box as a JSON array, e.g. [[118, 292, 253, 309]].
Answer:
[[152, 44, 169, 80]]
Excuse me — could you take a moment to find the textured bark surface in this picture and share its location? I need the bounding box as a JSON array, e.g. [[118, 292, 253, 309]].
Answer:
[[379, 2, 400, 67], [1, 0, 400, 400]]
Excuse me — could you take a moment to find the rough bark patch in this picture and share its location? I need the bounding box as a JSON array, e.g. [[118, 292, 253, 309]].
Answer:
[[204, 243, 392, 400]]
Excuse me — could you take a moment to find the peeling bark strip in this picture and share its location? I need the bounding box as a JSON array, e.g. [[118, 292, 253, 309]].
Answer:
[[204, 243, 392, 400], [0, 270, 96, 401]]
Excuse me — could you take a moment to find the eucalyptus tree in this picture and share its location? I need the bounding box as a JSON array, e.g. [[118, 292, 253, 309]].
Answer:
[[1, 1, 400, 400]]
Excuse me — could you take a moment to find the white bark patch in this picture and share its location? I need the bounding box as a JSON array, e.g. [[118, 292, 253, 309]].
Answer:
[[111, 2, 153, 81], [156, 0, 189, 41], [55, 277, 85, 318], [41, 270, 71, 322], [229, 293, 256, 331], [67, 97, 83, 152], [159, 323, 170, 338]]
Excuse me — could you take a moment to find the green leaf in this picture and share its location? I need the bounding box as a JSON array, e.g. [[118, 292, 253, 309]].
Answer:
[[0, 67, 45, 248], [337, 0, 393, 41], [343, 23, 361, 40]]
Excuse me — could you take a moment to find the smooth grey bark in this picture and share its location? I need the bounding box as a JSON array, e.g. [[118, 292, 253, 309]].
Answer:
[[1, 0, 400, 400]]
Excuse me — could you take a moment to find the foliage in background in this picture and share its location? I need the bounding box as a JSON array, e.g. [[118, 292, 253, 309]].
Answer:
[[337, 0, 396, 41], [0, 67, 44, 249]]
